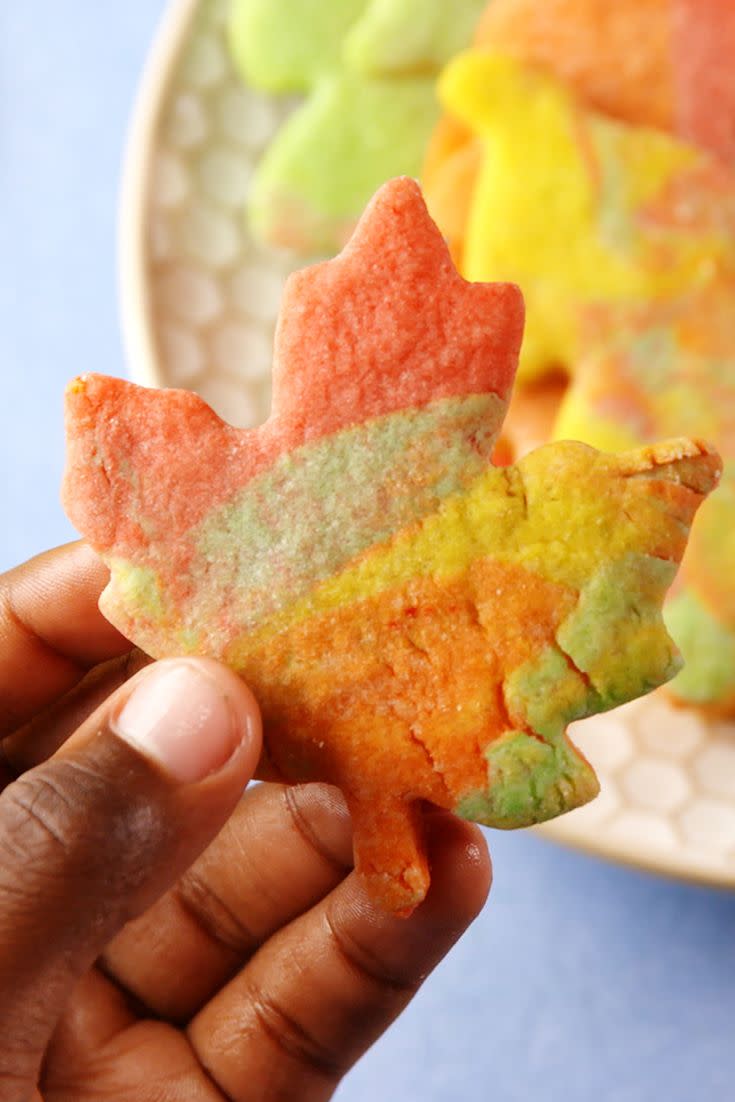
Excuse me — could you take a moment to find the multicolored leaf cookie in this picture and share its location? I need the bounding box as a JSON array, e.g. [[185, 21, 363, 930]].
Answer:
[[424, 0, 735, 287], [554, 279, 735, 710], [63, 179, 720, 913], [433, 51, 735, 382], [476, 0, 735, 165]]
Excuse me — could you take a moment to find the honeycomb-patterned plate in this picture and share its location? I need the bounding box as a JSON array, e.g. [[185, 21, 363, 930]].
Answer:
[[120, 0, 735, 889]]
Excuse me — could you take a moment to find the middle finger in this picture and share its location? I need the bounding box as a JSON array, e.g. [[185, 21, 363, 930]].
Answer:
[[98, 782, 354, 1022]]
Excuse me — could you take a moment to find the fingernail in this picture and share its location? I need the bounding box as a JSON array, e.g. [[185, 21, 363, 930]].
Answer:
[[113, 660, 245, 783]]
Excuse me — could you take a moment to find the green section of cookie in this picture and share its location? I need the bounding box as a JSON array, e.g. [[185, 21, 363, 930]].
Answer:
[[456, 728, 599, 829], [345, 0, 488, 76], [557, 553, 681, 709], [665, 590, 735, 708]]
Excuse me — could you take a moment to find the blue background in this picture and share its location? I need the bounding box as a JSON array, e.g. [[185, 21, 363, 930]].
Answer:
[[1, 5, 734, 1100]]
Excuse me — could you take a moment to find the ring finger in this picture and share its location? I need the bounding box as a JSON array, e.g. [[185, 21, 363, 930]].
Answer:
[[97, 781, 355, 1022], [187, 811, 492, 1102]]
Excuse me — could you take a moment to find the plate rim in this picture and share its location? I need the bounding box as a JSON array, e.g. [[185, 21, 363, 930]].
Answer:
[[119, 0, 201, 389], [117, 0, 735, 893], [538, 815, 735, 892]]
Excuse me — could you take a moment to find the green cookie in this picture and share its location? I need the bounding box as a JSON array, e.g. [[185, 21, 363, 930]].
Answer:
[[227, 0, 368, 92], [248, 72, 439, 254], [345, 0, 488, 75], [227, 0, 485, 253]]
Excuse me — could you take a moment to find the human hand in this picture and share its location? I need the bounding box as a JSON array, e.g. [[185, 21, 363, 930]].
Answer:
[[0, 543, 491, 1101]]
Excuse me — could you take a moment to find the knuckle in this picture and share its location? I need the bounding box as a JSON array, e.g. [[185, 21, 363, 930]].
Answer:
[[0, 1065, 36, 1101], [0, 757, 167, 903], [0, 1017, 48, 1088], [283, 784, 353, 872], [175, 866, 257, 957], [246, 979, 345, 1081], [0, 767, 83, 870], [324, 906, 419, 997]]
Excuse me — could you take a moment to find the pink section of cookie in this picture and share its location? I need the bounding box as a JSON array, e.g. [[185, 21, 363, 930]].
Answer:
[[63, 376, 276, 558], [674, 0, 735, 165], [270, 177, 524, 444], [64, 178, 523, 564]]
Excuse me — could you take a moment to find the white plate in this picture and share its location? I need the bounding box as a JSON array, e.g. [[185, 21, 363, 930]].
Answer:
[[121, 0, 735, 889]]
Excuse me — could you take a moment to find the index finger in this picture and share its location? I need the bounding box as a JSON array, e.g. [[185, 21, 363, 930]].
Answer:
[[0, 541, 130, 738]]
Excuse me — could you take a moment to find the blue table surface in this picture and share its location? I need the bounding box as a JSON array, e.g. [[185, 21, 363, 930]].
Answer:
[[2, 6, 734, 1100]]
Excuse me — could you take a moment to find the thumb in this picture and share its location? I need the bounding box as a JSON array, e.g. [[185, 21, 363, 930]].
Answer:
[[0, 657, 262, 1093]]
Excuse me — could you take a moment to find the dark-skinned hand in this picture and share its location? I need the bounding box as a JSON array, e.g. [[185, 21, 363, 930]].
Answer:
[[0, 542, 491, 1102]]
